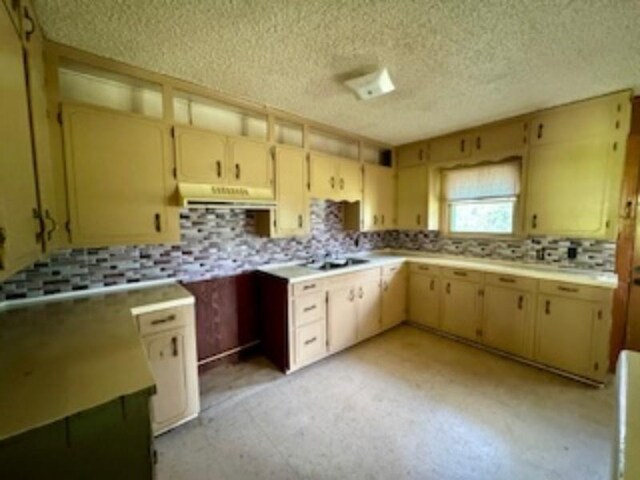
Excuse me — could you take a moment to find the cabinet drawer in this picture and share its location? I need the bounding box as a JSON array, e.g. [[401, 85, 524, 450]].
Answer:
[[538, 280, 611, 302], [295, 320, 327, 366], [409, 263, 441, 275], [293, 279, 325, 296], [485, 272, 536, 291], [441, 267, 483, 283], [293, 292, 326, 326], [137, 307, 189, 336], [382, 263, 404, 276]]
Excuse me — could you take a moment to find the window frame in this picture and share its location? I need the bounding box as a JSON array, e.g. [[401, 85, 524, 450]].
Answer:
[[439, 157, 525, 239]]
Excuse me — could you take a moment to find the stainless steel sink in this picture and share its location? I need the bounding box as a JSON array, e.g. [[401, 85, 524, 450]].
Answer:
[[304, 257, 369, 270]]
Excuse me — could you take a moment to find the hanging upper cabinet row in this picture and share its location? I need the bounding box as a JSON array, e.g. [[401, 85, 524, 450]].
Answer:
[[395, 91, 631, 239]]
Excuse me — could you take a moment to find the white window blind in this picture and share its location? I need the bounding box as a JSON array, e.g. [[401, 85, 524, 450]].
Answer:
[[442, 160, 521, 201]]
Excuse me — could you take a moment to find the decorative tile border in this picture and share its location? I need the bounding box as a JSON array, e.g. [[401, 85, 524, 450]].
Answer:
[[0, 201, 616, 301]]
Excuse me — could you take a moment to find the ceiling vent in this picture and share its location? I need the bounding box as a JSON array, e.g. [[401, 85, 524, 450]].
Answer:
[[344, 68, 395, 100]]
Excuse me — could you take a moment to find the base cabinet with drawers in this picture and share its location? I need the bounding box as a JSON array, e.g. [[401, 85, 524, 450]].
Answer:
[[259, 265, 400, 373], [407, 261, 613, 383], [135, 304, 200, 435]]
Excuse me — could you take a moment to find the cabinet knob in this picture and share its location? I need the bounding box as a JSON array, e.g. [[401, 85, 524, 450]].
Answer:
[[330, 177, 336, 189], [154, 213, 162, 233], [298, 215, 303, 228], [216, 160, 222, 178], [358, 287, 364, 299], [381, 214, 385, 225], [416, 214, 421, 225], [339, 178, 345, 190], [349, 289, 355, 302], [537, 123, 544, 139], [476, 136, 481, 150], [171, 336, 178, 357], [373, 215, 378, 225], [235, 163, 241, 180], [460, 138, 465, 152], [545, 299, 551, 315], [531, 214, 538, 229], [446, 282, 451, 294], [517, 295, 524, 310], [430, 279, 435, 291], [0, 227, 6, 270]]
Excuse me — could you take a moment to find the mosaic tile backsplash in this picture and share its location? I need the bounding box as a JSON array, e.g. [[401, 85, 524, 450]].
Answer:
[[0, 200, 616, 301]]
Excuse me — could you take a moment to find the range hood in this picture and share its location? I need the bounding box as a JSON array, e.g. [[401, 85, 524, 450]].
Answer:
[[178, 182, 276, 209]]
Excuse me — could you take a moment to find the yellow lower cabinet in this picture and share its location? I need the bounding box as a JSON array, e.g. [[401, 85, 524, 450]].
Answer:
[[295, 320, 327, 367], [441, 274, 482, 341], [62, 104, 179, 247], [381, 265, 407, 329], [408, 265, 441, 329], [481, 285, 532, 358], [356, 272, 382, 340], [327, 283, 358, 353], [534, 292, 610, 381]]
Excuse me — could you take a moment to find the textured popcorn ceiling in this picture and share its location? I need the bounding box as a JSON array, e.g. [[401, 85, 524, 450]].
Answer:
[[34, 0, 640, 145]]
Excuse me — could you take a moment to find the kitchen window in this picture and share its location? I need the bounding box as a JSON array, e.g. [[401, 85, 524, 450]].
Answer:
[[442, 159, 521, 235]]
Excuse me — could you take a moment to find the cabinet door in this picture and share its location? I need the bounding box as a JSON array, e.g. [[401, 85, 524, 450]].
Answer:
[[0, 7, 41, 280], [144, 330, 189, 431], [328, 285, 358, 352], [62, 104, 178, 246], [382, 267, 406, 329], [473, 120, 527, 158], [530, 93, 629, 146], [23, 7, 62, 251], [397, 165, 428, 230], [396, 141, 427, 168], [337, 158, 362, 202], [174, 126, 226, 184], [441, 278, 481, 340], [309, 152, 337, 199], [534, 295, 597, 378], [378, 167, 395, 229], [356, 277, 382, 340], [227, 136, 273, 190], [430, 133, 472, 163], [409, 273, 440, 329], [482, 286, 530, 357], [274, 146, 308, 236], [525, 137, 620, 237], [362, 164, 379, 231]]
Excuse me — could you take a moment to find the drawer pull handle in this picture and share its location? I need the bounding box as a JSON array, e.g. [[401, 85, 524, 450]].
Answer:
[[453, 271, 467, 277], [303, 284, 316, 291], [303, 304, 317, 313], [545, 300, 551, 315], [499, 277, 515, 283], [304, 336, 317, 346], [557, 286, 579, 293], [517, 295, 524, 310], [150, 314, 176, 325]]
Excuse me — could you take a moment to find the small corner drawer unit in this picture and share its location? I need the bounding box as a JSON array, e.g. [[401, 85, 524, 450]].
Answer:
[[406, 260, 614, 383], [135, 304, 200, 435], [259, 266, 392, 374]]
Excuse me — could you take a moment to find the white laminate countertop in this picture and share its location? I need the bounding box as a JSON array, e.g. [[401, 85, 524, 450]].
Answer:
[[256, 250, 618, 288], [614, 351, 640, 480], [0, 283, 194, 441]]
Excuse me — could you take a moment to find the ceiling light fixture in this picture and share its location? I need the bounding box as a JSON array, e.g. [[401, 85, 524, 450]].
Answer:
[[344, 68, 395, 101]]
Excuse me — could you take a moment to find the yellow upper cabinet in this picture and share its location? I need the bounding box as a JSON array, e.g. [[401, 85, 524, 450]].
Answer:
[[0, 5, 42, 281], [525, 92, 631, 239], [397, 165, 428, 230], [174, 126, 273, 192], [530, 92, 630, 146], [227, 136, 273, 189], [363, 164, 395, 231], [273, 146, 308, 237], [309, 152, 362, 202], [62, 104, 179, 247], [174, 126, 226, 184], [396, 141, 428, 168], [430, 132, 472, 164], [471, 119, 528, 159]]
